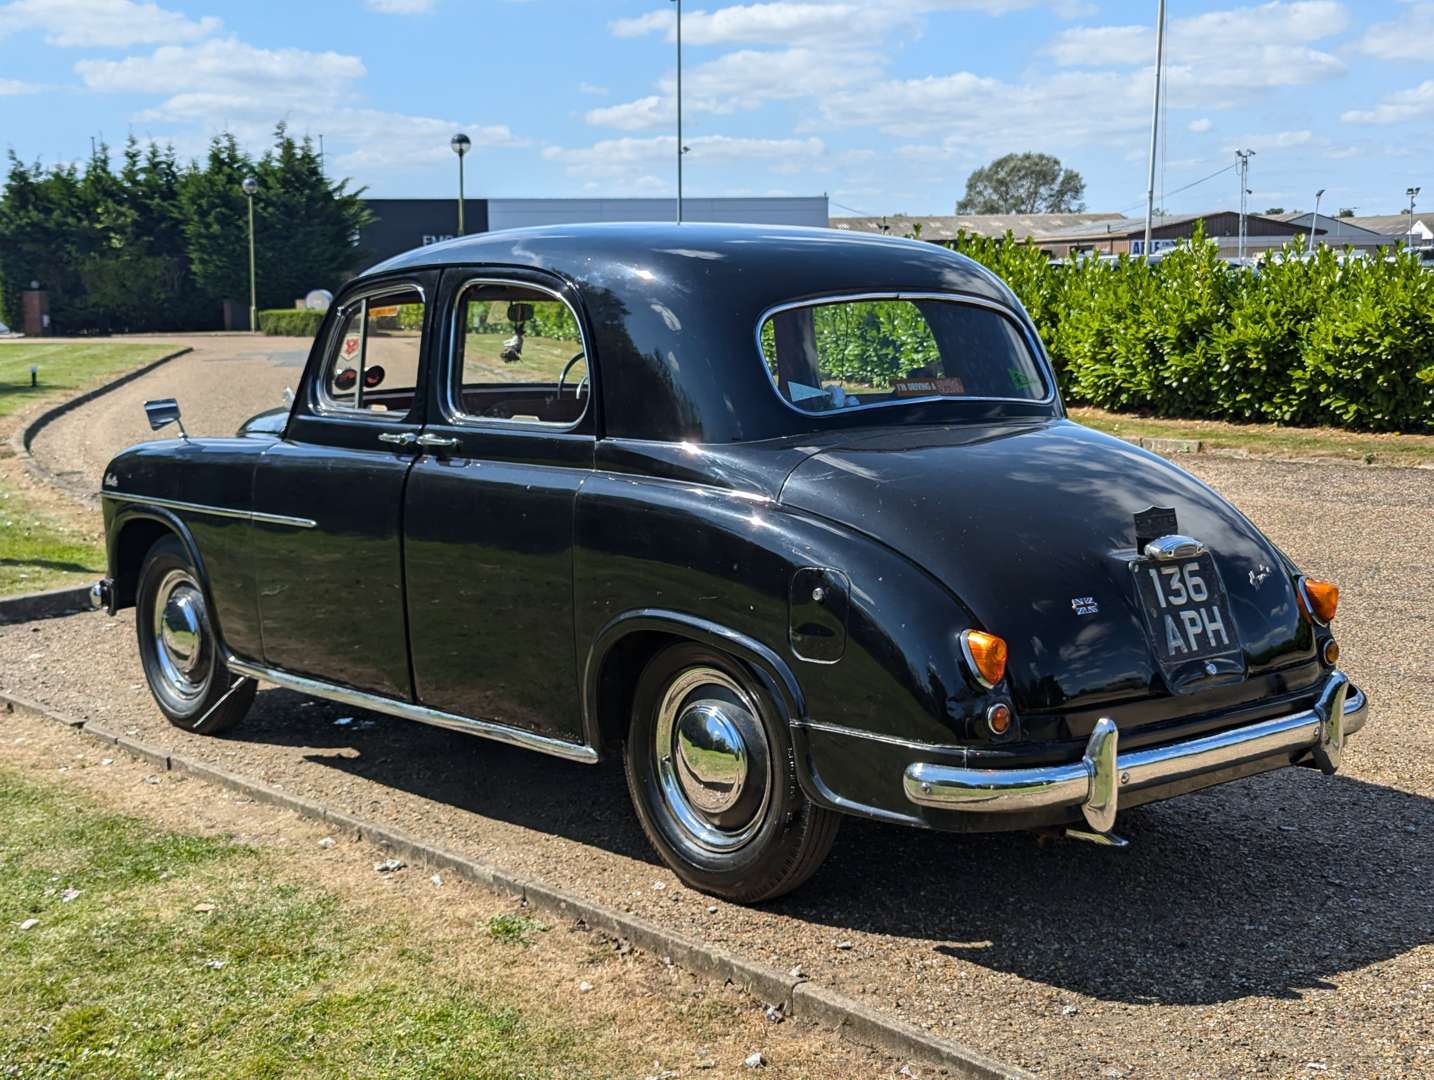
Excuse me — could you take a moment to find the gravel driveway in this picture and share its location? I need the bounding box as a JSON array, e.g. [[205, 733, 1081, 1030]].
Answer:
[[29, 333, 306, 497], [7, 353, 1433, 1077], [2, 453, 1428, 1078]]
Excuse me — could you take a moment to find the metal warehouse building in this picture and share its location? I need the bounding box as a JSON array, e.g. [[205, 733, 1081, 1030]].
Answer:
[[359, 196, 829, 265]]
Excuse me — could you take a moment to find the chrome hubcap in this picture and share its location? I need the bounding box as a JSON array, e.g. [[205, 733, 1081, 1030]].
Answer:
[[655, 667, 771, 854], [152, 570, 209, 702]]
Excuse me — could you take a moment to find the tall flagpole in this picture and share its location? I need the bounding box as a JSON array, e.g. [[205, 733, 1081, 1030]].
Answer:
[[1142, 0, 1167, 260], [675, 0, 684, 223]]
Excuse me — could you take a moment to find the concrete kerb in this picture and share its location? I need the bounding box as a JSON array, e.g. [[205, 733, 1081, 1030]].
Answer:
[[0, 688, 1035, 1080], [9, 346, 193, 501], [0, 586, 96, 625]]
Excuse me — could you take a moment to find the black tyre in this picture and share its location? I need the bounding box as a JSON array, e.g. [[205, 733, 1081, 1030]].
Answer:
[[135, 535, 254, 735], [623, 643, 840, 903]]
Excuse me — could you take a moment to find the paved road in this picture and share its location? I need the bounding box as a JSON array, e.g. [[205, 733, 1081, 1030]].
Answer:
[[30, 334, 306, 498], [9, 353, 1434, 1076]]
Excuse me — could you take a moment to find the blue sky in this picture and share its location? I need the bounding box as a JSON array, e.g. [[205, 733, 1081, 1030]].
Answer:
[[1, 0, 1430, 218]]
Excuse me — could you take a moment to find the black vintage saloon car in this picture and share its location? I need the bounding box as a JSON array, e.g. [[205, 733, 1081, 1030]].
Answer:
[[93, 223, 1367, 901]]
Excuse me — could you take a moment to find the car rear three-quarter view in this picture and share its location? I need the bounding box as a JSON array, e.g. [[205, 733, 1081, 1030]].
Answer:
[[91, 222, 1369, 902]]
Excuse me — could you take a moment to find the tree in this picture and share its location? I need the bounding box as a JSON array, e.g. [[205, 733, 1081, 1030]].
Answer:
[[957, 153, 1086, 215], [1264, 207, 1286, 215]]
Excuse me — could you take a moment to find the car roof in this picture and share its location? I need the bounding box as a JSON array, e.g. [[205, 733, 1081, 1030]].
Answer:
[[360, 222, 1051, 443], [365, 220, 1011, 300]]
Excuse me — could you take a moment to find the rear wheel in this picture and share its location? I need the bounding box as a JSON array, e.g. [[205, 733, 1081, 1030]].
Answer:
[[135, 535, 254, 735], [623, 643, 839, 903]]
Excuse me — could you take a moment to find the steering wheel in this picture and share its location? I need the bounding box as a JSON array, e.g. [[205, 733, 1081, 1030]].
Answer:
[[558, 352, 589, 400]]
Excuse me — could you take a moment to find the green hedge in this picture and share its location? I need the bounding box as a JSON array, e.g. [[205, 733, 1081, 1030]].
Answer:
[[257, 308, 324, 336], [943, 227, 1434, 433]]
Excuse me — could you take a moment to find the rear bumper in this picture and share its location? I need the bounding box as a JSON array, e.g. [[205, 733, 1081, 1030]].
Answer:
[[903, 671, 1366, 834]]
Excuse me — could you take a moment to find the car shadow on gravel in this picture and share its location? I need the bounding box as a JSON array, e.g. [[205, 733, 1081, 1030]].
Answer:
[[232, 686, 1434, 1007], [783, 770, 1434, 1006], [233, 686, 656, 857]]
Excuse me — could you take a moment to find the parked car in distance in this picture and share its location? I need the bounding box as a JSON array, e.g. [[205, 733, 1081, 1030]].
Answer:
[[91, 223, 1367, 901]]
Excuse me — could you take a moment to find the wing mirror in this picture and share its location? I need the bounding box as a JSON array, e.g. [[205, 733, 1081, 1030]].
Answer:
[[143, 398, 188, 439]]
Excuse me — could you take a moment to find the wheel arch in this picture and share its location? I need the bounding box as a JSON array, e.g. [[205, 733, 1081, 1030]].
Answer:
[[108, 506, 228, 650], [582, 610, 806, 755]]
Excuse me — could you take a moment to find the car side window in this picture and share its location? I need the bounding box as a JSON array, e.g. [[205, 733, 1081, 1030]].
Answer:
[[318, 287, 424, 416], [451, 282, 589, 428]]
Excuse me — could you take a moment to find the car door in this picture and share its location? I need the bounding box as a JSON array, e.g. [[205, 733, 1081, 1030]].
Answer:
[[251, 275, 434, 699], [402, 272, 595, 743]]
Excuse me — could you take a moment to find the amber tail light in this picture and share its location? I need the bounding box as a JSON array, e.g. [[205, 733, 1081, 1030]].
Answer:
[[960, 629, 1008, 688], [1300, 577, 1340, 625]]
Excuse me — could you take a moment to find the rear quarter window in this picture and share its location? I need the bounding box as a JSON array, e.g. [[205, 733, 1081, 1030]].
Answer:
[[759, 296, 1047, 414]]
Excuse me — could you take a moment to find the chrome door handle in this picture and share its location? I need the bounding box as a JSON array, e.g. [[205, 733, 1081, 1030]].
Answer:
[[415, 433, 459, 449], [378, 431, 417, 447]]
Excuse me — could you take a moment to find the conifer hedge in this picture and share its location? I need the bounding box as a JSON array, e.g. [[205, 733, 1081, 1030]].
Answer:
[[0, 126, 371, 336]]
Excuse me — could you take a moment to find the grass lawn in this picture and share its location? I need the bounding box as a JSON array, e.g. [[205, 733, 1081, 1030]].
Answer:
[[1071, 406, 1434, 467], [0, 767, 617, 1078], [0, 341, 181, 420], [0, 477, 104, 597], [0, 341, 183, 599]]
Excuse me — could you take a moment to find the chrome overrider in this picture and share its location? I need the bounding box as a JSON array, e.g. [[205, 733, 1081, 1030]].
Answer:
[[903, 671, 1367, 834]]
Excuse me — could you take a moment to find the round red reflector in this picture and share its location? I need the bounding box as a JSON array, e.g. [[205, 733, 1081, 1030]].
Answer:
[[987, 703, 1013, 736]]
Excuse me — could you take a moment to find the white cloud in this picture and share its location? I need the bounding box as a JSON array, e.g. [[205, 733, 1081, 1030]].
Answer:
[[1, 78, 44, 94], [78, 38, 366, 104], [819, 68, 1150, 149], [1223, 129, 1312, 150], [611, 4, 886, 46], [0, 0, 219, 47], [1341, 79, 1434, 125], [365, 0, 433, 11], [587, 45, 883, 129], [586, 95, 669, 131], [74, 37, 523, 172], [1357, 3, 1434, 61], [1188, 117, 1212, 133], [578, 81, 609, 96], [328, 114, 523, 170], [610, 0, 1077, 47], [1046, 2, 1348, 97], [679, 45, 880, 109], [543, 133, 825, 180]]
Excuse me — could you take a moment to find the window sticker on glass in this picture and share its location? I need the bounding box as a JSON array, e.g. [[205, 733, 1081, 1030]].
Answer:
[[892, 377, 965, 397]]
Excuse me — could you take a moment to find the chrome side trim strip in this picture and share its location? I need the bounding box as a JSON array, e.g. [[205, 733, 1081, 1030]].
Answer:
[[904, 673, 1367, 828], [101, 491, 315, 529], [226, 657, 600, 765], [791, 718, 967, 756]]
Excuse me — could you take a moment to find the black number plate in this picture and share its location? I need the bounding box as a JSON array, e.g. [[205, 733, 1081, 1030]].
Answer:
[[1133, 553, 1241, 664]]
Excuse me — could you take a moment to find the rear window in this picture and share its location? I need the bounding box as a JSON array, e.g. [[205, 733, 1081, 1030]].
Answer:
[[759, 296, 1047, 414]]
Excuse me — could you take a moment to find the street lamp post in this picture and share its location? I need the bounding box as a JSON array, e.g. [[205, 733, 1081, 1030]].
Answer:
[[451, 133, 472, 235], [1407, 186, 1422, 248], [1310, 188, 1324, 254], [241, 176, 258, 333], [1235, 149, 1255, 261]]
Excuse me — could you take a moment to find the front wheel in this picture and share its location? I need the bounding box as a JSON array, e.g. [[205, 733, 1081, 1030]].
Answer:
[[135, 535, 254, 735], [623, 643, 840, 903]]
